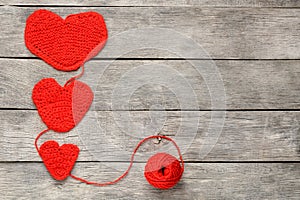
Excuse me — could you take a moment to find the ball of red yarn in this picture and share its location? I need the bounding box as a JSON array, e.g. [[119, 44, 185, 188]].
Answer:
[[144, 153, 183, 189]]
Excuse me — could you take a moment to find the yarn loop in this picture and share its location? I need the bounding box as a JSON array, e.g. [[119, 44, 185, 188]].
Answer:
[[69, 135, 184, 189], [34, 120, 184, 189]]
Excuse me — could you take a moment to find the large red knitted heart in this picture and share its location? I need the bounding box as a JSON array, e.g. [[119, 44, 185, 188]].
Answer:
[[39, 140, 79, 180], [32, 78, 93, 132], [25, 9, 108, 71]]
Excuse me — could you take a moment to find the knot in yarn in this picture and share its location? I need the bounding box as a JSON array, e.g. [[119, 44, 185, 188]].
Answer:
[[144, 153, 183, 189]]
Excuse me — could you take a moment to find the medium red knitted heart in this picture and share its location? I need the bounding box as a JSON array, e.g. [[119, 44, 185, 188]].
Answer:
[[39, 140, 80, 180], [32, 78, 93, 132], [25, 9, 108, 71]]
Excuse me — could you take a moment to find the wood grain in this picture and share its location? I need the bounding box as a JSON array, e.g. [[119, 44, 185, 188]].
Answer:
[[0, 2, 299, 199], [1, 59, 299, 110], [1, 0, 300, 7], [1, 6, 299, 59], [0, 110, 299, 162], [0, 162, 299, 199]]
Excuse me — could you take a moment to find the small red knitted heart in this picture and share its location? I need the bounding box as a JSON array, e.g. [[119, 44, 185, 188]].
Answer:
[[39, 140, 79, 180], [32, 78, 93, 132], [25, 9, 108, 71]]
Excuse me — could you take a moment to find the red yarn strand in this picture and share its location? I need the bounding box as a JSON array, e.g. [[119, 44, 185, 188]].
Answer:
[[34, 128, 50, 152], [64, 65, 85, 87], [70, 135, 184, 186]]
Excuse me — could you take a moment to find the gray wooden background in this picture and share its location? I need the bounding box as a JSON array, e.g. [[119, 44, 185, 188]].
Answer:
[[0, 1, 299, 199]]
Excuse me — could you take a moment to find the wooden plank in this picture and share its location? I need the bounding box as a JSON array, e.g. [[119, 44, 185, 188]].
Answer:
[[0, 162, 299, 199], [1, 59, 299, 110], [0, 110, 299, 162], [0, 7, 299, 59], [1, 0, 300, 7]]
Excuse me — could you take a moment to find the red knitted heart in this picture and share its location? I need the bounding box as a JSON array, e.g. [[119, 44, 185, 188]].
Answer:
[[25, 9, 108, 71], [39, 140, 79, 180], [32, 78, 93, 132]]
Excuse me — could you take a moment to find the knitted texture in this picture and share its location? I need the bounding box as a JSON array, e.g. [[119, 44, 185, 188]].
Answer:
[[25, 9, 108, 71], [32, 78, 93, 132], [144, 153, 183, 189], [27, 9, 184, 190], [39, 140, 79, 180]]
